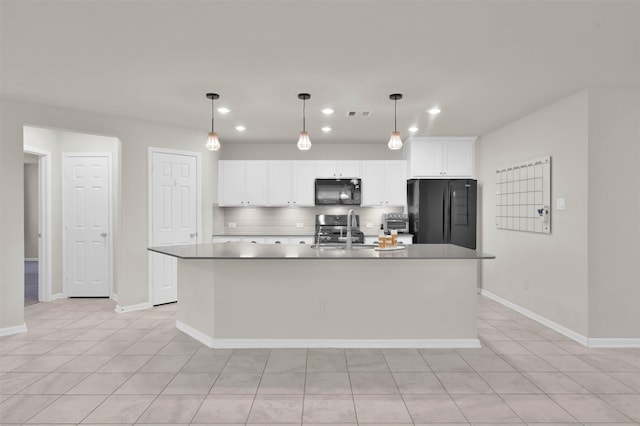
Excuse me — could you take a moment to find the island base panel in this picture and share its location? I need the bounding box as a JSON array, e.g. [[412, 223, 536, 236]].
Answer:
[[177, 259, 478, 348]]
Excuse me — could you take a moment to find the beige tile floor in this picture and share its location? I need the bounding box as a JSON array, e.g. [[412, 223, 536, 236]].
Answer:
[[1, 296, 639, 425]]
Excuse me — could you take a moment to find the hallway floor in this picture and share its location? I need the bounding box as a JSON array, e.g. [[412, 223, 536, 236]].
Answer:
[[0, 296, 638, 425], [24, 261, 38, 307]]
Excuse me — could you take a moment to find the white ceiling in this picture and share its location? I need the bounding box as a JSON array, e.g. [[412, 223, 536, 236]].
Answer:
[[1, 1, 638, 145]]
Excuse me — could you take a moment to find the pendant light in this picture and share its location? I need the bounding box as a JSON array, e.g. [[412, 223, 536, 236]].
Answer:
[[205, 93, 221, 151], [388, 93, 403, 150], [297, 93, 312, 150]]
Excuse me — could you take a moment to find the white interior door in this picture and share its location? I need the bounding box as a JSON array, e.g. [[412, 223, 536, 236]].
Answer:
[[150, 151, 198, 305], [63, 155, 111, 297]]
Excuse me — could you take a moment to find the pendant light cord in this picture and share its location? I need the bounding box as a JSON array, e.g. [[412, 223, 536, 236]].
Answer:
[[211, 97, 215, 133], [302, 98, 306, 132], [394, 98, 397, 132]]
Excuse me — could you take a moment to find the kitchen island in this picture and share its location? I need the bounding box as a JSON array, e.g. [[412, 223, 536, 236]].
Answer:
[[149, 243, 494, 349]]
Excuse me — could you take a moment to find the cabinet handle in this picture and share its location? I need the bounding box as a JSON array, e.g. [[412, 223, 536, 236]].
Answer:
[[293, 201, 296, 204]]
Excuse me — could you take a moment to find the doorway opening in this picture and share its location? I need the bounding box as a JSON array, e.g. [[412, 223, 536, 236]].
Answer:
[[23, 125, 120, 303], [22, 146, 52, 305]]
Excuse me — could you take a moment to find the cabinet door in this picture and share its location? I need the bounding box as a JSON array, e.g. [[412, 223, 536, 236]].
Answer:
[[385, 161, 407, 206], [315, 161, 337, 177], [336, 161, 360, 178], [443, 140, 474, 177], [291, 161, 316, 206], [410, 140, 444, 177], [244, 161, 268, 206], [240, 236, 265, 244], [397, 235, 413, 245], [361, 161, 385, 206], [268, 161, 292, 206], [264, 236, 288, 244], [218, 161, 246, 206], [212, 236, 242, 243]]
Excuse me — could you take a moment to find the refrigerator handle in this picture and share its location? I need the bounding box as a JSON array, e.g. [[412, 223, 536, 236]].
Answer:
[[448, 190, 453, 241], [442, 189, 446, 241]]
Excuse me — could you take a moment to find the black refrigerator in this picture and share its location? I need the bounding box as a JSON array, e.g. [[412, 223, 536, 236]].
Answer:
[[407, 179, 477, 249]]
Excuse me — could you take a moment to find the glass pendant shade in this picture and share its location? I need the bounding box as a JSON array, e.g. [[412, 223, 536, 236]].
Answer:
[[388, 131, 403, 150], [297, 130, 312, 150], [297, 93, 311, 151], [206, 131, 221, 151], [387, 93, 403, 150]]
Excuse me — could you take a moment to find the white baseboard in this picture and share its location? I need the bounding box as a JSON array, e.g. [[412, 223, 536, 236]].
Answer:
[[175, 321, 480, 349], [176, 320, 216, 347], [51, 293, 66, 300], [0, 323, 28, 337], [588, 338, 640, 348], [115, 302, 152, 314], [480, 289, 589, 346], [481, 289, 640, 348], [110, 292, 118, 302]]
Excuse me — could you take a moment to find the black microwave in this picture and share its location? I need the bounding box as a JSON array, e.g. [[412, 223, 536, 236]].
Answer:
[[315, 178, 361, 205]]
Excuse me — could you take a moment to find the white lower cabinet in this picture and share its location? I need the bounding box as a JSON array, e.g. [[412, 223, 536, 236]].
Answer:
[[213, 235, 313, 244]]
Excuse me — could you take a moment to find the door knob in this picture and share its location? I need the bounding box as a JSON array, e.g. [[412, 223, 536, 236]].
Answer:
[[100, 232, 108, 237]]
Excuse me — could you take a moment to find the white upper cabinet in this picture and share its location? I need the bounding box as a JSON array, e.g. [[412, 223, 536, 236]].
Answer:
[[385, 161, 408, 206], [267, 161, 293, 206], [404, 137, 476, 178], [361, 160, 407, 207], [267, 161, 315, 206], [290, 161, 316, 206], [218, 160, 268, 206], [315, 161, 360, 178]]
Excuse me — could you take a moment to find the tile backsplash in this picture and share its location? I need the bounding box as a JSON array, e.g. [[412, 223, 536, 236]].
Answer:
[[214, 206, 404, 236]]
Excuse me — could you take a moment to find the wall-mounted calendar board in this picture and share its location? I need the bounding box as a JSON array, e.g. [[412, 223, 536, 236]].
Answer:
[[496, 156, 551, 234]]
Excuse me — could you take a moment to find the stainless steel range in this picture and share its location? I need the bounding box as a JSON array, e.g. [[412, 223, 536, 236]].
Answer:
[[315, 214, 365, 244]]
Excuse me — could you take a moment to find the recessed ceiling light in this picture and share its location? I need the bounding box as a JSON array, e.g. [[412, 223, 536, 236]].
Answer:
[[321, 126, 331, 132], [217, 107, 231, 114], [235, 125, 246, 132], [428, 107, 441, 115], [408, 126, 419, 133], [321, 108, 334, 115]]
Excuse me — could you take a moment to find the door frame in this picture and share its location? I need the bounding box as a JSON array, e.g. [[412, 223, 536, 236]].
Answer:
[[23, 145, 52, 302], [147, 147, 202, 305], [61, 153, 114, 298]]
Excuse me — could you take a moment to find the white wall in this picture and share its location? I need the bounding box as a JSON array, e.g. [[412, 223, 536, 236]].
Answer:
[[0, 99, 219, 331], [220, 143, 403, 161], [23, 162, 39, 259], [477, 88, 640, 341], [587, 88, 640, 338], [476, 90, 590, 336]]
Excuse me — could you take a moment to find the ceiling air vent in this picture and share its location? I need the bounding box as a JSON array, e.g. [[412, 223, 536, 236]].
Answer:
[[346, 110, 372, 117]]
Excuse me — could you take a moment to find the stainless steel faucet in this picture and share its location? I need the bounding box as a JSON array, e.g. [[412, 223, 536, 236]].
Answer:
[[346, 209, 355, 251]]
